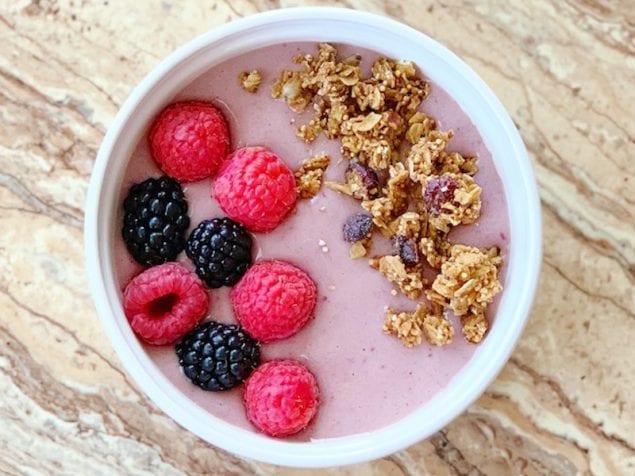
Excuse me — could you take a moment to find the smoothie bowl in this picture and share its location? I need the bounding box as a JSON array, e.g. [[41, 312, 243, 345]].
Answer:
[[85, 7, 541, 467]]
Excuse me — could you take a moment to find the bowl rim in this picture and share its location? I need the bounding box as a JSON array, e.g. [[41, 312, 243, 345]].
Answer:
[[85, 6, 542, 468]]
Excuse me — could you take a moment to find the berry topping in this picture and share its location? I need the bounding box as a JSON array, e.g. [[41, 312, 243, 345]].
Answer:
[[230, 260, 317, 343], [345, 161, 380, 200], [212, 146, 297, 232], [176, 321, 260, 391], [342, 212, 373, 242], [186, 218, 253, 288], [423, 175, 459, 217], [244, 360, 319, 437], [149, 101, 230, 182], [122, 176, 190, 267], [395, 235, 420, 266], [123, 263, 208, 345]]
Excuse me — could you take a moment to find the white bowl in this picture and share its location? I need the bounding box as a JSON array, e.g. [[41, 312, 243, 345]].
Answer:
[[85, 7, 542, 468]]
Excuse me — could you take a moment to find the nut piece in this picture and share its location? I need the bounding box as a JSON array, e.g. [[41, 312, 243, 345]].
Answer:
[[239, 70, 263, 93], [427, 244, 502, 316], [294, 154, 331, 199], [349, 240, 369, 259]]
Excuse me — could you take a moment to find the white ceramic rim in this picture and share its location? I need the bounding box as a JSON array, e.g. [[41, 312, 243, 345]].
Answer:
[[85, 7, 542, 468]]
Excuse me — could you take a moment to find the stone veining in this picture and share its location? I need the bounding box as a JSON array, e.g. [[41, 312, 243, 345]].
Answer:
[[0, 0, 633, 474]]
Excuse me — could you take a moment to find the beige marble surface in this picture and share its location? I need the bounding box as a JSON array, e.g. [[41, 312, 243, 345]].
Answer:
[[1, 0, 633, 474]]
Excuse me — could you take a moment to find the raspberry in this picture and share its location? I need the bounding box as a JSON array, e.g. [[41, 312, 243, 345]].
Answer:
[[230, 260, 317, 343], [149, 101, 230, 182], [342, 213, 373, 242], [123, 263, 208, 345], [212, 147, 297, 232], [244, 360, 320, 437], [176, 321, 260, 391], [186, 218, 253, 288], [122, 176, 190, 267], [423, 175, 459, 217]]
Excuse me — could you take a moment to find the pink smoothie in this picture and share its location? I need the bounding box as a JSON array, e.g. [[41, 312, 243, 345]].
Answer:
[[113, 43, 510, 439]]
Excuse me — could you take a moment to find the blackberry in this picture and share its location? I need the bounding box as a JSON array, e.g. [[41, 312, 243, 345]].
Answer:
[[186, 218, 253, 288], [122, 176, 190, 266], [176, 321, 261, 391]]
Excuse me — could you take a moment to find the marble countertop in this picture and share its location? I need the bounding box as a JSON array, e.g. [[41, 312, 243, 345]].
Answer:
[[1, 0, 633, 474]]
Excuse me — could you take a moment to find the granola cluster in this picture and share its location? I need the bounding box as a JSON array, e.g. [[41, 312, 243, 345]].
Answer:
[[267, 43, 504, 348], [426, 245, 502, 343], [239, 70, 263, 93], [271, 43, 428, 170], [294, 154, 331, 199], [424, 173, 482, 233], [370, 255, 425, 300], [383, 303, 454, 347]]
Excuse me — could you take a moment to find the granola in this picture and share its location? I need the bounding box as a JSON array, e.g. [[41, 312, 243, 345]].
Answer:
[[419, 226, 451, 269], [383, 304, 453, 347], [421, 304, 454, 346], [383, 307, 424, 348], [325, 161, 379, 200], [340, 111, 404, 170], [370, 255, 425, 299], [272, 43, 428, 167], [239, 70, 263, 93], [388, 211, 423, 239], [406, 112, 436, 145], [270, 43, 505, 347], [461, 311, 488, 344], [389, 212, 425, 266], [427, 245, 502, 316], [424, 173, 482, 233], [406, 130, 454, 183], [362, 197, 395, 232], [361, 163, 410, 233], [407, 131, 478, 182], [295, 154, 331, 199]]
